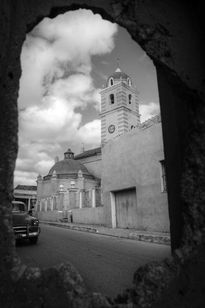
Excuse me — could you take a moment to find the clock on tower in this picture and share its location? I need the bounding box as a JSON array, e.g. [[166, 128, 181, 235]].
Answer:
[[108, 124, 115, 134]]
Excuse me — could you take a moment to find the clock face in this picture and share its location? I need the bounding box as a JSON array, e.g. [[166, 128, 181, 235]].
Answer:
[[108, 124, 115, 134]]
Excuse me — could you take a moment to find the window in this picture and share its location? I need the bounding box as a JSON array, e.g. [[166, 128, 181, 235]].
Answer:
[[160, 160, 167, 192], [127, 78, 132, 86], [70, 180, 75, 188], [128, 94, 132, 104], [109, 93, 115, 104], [109, 78, 114, 86]]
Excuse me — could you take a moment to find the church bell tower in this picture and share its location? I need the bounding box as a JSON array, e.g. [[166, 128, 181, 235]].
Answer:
[[99, 66, 140, 145]]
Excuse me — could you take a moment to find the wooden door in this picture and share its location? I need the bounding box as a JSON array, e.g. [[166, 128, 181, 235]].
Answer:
[[115, 188, 137, 228]]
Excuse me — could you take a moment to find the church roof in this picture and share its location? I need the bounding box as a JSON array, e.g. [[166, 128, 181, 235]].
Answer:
[[15, 185, 37, 191], [108, 71, 129, 80], [75, 147, 101, 160], [106, 67, 132, 87], [43, 148, 94, 180], [47, 159, 90, 177]]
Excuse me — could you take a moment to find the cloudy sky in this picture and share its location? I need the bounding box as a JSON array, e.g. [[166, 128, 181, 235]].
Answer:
[[15, 9, 160, 187]]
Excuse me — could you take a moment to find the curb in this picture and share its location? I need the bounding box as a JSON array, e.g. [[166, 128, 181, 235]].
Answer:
[[40, 221, 170, 245], [40, 221, 98, 233], [128, 232, 170, 245]]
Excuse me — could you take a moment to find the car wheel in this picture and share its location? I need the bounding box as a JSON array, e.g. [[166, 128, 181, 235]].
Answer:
[[29, 237, 38, 244]]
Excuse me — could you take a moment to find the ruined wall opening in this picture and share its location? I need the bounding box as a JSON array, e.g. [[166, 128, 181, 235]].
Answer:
[[1, 1, 204, 307], [14, 6, 171, 299]]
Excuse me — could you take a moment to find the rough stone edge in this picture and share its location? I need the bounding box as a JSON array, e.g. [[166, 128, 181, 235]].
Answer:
[[0, 1, 204, 307]]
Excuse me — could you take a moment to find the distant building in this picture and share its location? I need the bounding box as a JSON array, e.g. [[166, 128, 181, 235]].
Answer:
[[14, 185, 37, 211], [37, 66, 169, 233], [37, 148, 101, 221]]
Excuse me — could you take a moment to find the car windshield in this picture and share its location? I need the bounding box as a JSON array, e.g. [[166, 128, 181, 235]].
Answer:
[[12, 202, 26, 212]]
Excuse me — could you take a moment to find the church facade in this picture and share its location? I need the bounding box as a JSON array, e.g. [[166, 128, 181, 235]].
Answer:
[[37, 66, 169, 233], [36, 148, 102, 222]]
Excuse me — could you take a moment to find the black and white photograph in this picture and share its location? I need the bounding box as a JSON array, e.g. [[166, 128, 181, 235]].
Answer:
[[0, 1, 204, 308]]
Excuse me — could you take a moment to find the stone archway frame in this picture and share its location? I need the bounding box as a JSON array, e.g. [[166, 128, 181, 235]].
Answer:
[[0, 1, 204, 307]]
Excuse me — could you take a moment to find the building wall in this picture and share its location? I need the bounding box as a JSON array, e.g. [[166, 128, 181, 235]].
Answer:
[[37, 207, 105, 225], [37, 178, 59, 197], [38, 176, 97, 198], [128, 112, 140, 130], [101, 121, 169, 233], [71, 207, 105, 225], [76, 155, 102, 179], [37, 173, 101, 215], [37, 210, 63, 222]]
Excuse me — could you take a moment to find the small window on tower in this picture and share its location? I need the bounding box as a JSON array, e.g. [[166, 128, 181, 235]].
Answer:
[[109, 94, 115, 104], [109, 78, 114, 86], [128, 94, 132, 104], [127, 78, 132, 86]]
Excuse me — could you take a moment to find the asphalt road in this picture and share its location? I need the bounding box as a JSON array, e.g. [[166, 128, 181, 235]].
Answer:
[[16, 224, 170, 299]]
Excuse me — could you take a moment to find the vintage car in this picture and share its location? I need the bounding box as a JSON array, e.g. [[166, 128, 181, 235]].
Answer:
[[12, 200, 40, 244]]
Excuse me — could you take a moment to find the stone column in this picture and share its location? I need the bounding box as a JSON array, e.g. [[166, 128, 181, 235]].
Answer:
[[59, 184, 66, 211], [51, 197, 54, 211], [44, 199, 47, 212], [110, 192, 116, 228], [79, 190, 83, 209], [59, 193, 64, 211], [92, 189, 96, 208], [28, 197, 31, 211]]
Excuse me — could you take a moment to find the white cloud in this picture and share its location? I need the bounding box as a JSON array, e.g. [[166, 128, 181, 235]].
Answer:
[[34, 160, 54, 175], [34, 9, 117, 58], [139, 102, 160, 122], [16, 141, 60, 179], [18, 9, 117, 109], [77, 120, 101, 146], [15, 9, 117, 186], [19, 96, 82, 141], [14, 170, 38, 186]]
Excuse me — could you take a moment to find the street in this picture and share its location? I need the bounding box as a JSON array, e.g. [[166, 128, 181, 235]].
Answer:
[[16, 224, 170, 299]]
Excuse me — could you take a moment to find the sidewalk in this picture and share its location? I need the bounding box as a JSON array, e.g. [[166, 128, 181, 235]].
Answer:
[[40, 220, 170, 246]]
